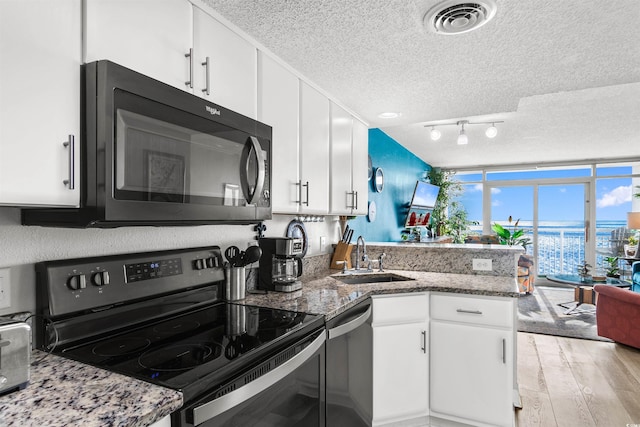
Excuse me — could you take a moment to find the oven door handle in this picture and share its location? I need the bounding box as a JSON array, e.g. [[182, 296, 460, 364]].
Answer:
[[191, 332, 326, 426], [327, 306, 371, 340]]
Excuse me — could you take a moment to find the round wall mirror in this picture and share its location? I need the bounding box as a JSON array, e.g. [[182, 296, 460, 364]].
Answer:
[[374, 167, 384, 192]]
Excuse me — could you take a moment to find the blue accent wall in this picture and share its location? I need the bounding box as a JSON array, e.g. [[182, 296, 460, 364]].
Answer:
[[347, 129, 431, 242]]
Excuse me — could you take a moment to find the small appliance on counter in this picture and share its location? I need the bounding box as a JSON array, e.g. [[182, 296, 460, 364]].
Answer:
[[258, 237, 304, 292], [0, 318, 30, 396]]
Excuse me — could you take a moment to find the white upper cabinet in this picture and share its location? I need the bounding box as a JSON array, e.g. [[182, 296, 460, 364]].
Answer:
[[84, 0, 193, 91], [330, 103, 369, 215], [351, 118, 369, 215], [193, 6, 257, 118], [299, 82, 330, 214], [0, 0, 81, 206], [257, 52, 299, 213]]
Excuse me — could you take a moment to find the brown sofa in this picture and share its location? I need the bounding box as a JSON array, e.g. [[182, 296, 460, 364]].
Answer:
[[594, 284, 640, 348]]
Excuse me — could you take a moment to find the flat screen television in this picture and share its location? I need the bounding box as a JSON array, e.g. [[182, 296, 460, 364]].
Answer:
[[404, 181, 440, 228]]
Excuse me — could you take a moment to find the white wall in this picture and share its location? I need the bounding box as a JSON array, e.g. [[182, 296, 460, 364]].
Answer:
[[0, 207, 340, 315]]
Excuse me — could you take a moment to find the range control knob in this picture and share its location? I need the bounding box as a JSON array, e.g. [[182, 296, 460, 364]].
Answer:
[[193, 259, 206, 270], [67, 274, 86, 290], [92, 271, 110, 286], [206, 256, 218, 268]]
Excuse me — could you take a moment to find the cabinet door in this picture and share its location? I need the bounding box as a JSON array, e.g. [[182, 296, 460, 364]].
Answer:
[[84, 0, 192, 91], [257, 53, 299, 213], [194, 6, 257, 118], [329, 103, 354, 215], [299, 82, 330, 214], [372, 322, 428, 425], [351, 118, 369, 215], [430, 321, 513, 426], [0, 0, 80, 206]]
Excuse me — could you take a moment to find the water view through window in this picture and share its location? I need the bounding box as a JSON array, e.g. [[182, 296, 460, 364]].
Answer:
[[456, 164, 639, 278]]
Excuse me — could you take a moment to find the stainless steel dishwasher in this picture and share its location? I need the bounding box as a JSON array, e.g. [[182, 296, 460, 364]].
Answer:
[[326, 298, 372, 426]]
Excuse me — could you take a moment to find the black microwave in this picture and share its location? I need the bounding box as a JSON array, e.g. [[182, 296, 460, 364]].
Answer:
[[23, 61, 271, 227]]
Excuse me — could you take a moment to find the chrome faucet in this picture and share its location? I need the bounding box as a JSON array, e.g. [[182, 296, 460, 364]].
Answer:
[[355, 236, 367, 270], [378, 252, 386, 272]]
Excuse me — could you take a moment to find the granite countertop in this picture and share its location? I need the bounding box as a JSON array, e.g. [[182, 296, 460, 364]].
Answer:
[[0, 267, 517, 426], [0, 350, 182, 427], [243, 269, 520, 320]]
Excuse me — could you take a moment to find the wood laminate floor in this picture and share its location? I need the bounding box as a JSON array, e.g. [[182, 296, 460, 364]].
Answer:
[[516, 332, 640, 427]]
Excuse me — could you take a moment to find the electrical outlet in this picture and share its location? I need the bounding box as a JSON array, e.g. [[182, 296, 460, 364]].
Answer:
[[472, 259, 492, 271], [320, 236, 326, 251], [0, 268, 11, 309]]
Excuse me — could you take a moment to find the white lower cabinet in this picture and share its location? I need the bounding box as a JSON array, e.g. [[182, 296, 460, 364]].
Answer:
[[369, 292, 516, 427], [371, 293, 429, 426], [430, 293, 515, 427]]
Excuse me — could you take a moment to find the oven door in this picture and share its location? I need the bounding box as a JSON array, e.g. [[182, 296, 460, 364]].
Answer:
[[175, 330, 325, 427]]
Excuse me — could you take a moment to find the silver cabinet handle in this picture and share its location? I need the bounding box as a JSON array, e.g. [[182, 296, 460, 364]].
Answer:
[[185, 48, 193, 88], [302, 181, 309, 206], [347, 191, 358, 209], [296, 180, 302, 206], [502, 338, 506, 364], [421, 330, 427, 353], [328, 306, 371, 340], [62, 135, 75, 189], [192, 332, 325, 425], [456, 309, 483, 315], [201, 56, 210, 95]]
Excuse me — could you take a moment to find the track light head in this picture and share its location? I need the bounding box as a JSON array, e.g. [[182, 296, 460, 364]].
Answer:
[[430, 126, 441, 141], [485, 123, 498, 138]]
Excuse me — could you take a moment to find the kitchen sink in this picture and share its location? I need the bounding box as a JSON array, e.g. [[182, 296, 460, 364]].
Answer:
[[334, 273, 413, 285]]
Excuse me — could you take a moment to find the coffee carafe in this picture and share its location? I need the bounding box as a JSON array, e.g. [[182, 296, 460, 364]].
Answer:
[[258, 237, 304, 292]]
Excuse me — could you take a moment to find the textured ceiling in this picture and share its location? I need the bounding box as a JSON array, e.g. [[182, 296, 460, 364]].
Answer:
[[201, 0, 640, 169]]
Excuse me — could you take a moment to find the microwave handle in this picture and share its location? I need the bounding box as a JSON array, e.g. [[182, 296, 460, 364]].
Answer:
[[240, 136, 266, 205]]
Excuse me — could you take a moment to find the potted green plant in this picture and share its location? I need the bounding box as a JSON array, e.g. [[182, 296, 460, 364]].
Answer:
[[491, 216, 531, 248], [604, 256, 620, 278], [427, 168, 462, 237], [625, 235, 638, 257]]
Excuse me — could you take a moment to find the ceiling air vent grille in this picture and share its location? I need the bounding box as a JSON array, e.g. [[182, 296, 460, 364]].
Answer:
[[424, 0, 497, 35]]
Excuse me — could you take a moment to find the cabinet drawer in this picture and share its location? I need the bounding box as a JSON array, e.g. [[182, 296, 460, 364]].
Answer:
[[371, 293, 428, 326], [430, 293, 513, 328]]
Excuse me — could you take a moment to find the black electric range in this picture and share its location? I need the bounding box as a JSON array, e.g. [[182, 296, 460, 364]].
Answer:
[[35, 246, 326, 426]]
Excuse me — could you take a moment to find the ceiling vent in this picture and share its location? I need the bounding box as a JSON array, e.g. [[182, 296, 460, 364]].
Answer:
[[423, 0, 497, 35]]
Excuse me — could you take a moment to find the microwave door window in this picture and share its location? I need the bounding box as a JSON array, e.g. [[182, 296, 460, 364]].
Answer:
[[115, 108, 249, 207], [116, 110, 191, 203], [190, 132, 245, 206]]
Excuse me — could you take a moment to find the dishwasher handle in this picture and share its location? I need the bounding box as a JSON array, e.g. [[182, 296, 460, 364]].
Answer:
[[191, 331, 326, 425], [328, 306, 372, 340]]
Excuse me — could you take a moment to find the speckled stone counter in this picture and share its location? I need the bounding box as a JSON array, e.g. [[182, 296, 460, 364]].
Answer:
[[0, 350, 182, 427], [366, 242, 524, 277], [243, 269, 520, 320]]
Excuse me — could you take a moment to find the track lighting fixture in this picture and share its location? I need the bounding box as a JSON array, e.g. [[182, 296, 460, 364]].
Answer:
[[424, 120, 504, 144], [457, 121, 468, 145], [430, 126, 441, 141], [485, 123, 498, 138]]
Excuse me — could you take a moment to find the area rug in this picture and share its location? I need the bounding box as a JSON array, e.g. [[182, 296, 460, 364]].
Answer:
[[517, 286, 611, 342]]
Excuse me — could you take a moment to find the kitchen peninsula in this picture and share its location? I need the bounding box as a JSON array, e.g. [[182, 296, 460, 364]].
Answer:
[[0, 243, 521, 427]]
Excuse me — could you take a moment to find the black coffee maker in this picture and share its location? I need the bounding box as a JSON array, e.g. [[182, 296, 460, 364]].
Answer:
[[258, 237, 303, 292]]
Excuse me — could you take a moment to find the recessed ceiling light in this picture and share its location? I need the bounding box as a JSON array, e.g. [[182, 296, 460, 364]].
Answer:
[[378, 112, 401, 119]]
